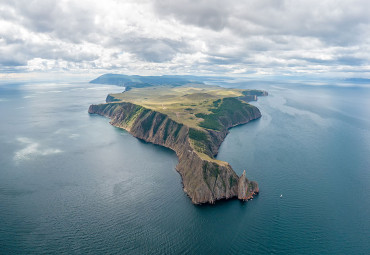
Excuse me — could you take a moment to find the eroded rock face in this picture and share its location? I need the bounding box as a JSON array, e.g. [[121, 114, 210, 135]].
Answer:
[[238, 170, 259, 201], [106, 94, 121, 103], [88, 101, 260, 204]]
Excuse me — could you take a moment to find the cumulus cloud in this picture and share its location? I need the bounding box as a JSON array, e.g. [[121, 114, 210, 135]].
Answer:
[[0, 0, 369, 77]]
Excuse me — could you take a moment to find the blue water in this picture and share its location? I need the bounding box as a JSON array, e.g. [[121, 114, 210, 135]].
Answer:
[[0, 80, 369, 254]]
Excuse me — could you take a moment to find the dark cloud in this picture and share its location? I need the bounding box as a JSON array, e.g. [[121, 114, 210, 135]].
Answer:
[[129, 39, 187, 62], [153, 0, 370, 46], [153, 0, 229, 31], [336, 56, 366, 66], [4, 0, 99, 43], [108, 36, 193, 63], [0, 58, 26, 67]]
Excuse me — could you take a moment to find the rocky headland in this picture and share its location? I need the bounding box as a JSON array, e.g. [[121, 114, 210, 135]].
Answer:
[[88, 76, 267, 204]]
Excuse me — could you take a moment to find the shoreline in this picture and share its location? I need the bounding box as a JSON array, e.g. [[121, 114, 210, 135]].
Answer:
[[89, 98, 262, 204]]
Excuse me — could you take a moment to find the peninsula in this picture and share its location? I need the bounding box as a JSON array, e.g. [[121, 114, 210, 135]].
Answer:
[[89, 74, 267, 204]]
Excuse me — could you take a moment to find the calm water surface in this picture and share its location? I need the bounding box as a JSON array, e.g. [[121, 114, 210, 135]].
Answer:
[[0, 80, 369, 254]]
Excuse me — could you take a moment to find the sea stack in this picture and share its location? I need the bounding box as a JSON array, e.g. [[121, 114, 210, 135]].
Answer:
[[238, 170, 259, 201]]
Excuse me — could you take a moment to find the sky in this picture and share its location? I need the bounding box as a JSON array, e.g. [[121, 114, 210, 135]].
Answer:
[[1, 0, 370, 79]]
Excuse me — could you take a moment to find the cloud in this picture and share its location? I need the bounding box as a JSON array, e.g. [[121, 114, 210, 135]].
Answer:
[[14, 137, 62, 162], [108, 35, 193, 62], [0, 0, 369, 77], [153, 0, 230, 31]]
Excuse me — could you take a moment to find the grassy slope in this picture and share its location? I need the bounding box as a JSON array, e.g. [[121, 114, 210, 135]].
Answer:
[[108, 84, 260, 164], [109, 84, 246, 128]]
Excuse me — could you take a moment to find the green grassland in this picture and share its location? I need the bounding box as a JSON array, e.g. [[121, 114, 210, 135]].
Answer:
[[108, 84, 252, 129], [108, 84, 263, 161]]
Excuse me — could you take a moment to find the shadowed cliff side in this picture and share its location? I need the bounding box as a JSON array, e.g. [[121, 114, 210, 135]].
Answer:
[[88, 99, 261, 204]]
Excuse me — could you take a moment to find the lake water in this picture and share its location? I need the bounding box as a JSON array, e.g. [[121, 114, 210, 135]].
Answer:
[[0, 80, 369, 254]]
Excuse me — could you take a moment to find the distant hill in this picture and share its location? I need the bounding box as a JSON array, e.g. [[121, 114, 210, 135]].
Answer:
[[90, 74, 203, 90]]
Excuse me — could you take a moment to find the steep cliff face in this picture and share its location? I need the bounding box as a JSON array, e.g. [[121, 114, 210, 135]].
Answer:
[[106, 94, 122, 103], [88, 100, 260, 204], [238, 170, 259, 200], [205, 104, 262, 156]]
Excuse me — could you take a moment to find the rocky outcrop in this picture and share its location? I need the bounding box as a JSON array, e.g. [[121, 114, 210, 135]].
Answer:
[[242, 90, 268, 97], [88, 100, 261, 204], [240, 95, 258, 102], [106, 94, 122, 103], [238, 170, 259, 201]]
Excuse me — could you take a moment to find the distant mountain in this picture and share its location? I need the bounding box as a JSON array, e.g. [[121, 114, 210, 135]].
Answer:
[[90, 74, 203, 90]]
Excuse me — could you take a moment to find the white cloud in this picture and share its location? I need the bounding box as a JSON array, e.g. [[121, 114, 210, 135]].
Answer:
[[0, 0, 369, 77]]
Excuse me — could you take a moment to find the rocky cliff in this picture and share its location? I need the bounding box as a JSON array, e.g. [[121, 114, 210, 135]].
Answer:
[[238, 170, 259, 200], [88, 99, 260, 204]]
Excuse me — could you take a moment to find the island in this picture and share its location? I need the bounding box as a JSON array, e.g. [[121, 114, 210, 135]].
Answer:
[[89, 74, 268, 204]]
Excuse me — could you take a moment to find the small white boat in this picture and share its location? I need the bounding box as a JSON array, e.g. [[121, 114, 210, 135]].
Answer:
[[280, 194, 283, 198]]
